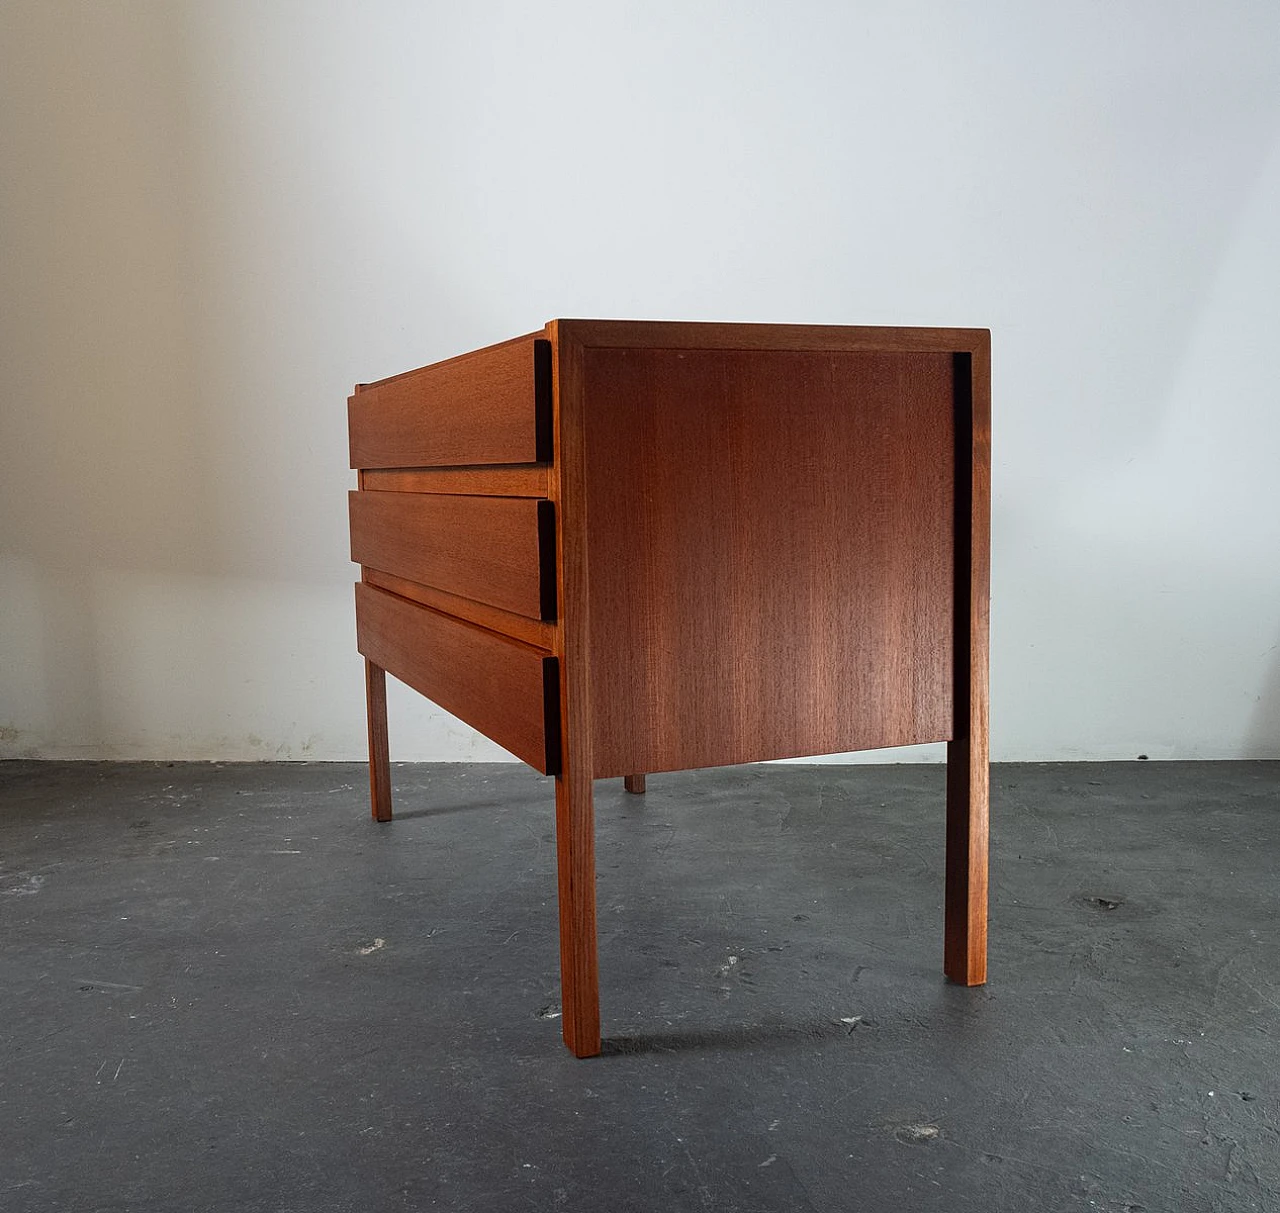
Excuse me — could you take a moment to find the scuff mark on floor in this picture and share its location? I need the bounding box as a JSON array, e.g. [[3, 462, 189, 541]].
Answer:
[[1, 872, 44, 896], [894, 1123, 941, 1145], [75, 978, 142, 994], [357, 938, 386, 955]]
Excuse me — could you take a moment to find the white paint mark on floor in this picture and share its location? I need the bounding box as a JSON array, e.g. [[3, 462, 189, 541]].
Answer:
[[74, 978, 142, 993], [894, 1123, 941, 1144], [758, 1155, 777, 1168], [1, 873, 44, 896], [357, 938, 386, 955]]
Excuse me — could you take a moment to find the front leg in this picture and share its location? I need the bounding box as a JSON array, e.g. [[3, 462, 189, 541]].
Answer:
[[365, 658, 393, 822], [555, 754, 600, 1056], [944, 737, 987, 983]]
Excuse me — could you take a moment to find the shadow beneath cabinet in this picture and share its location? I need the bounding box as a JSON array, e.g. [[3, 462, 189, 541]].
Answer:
[[377, 799, 530, 823], [602, 1017, 853, 1057]]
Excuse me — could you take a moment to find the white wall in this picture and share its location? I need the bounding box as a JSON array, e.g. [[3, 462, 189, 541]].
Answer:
[[2, 0, 1278, 763]]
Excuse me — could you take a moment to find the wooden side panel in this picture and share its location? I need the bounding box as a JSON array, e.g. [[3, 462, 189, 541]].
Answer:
[[350, 490, 553, 620], [583, 346, 956, 777], [354, 582, 559, 774], [349, 334, 552, 469]]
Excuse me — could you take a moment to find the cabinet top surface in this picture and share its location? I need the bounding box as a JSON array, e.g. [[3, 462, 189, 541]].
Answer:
[[548, 319, 989, 349], [355, 321, 989, 392]]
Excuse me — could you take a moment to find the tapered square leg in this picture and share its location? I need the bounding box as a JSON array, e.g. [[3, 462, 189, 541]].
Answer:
[[365, 658, 392, 822], [944, 343, 990, 985], [554, 764, 600, 1056], [623, 774, 646, 794], [945, 738, 988, 983]]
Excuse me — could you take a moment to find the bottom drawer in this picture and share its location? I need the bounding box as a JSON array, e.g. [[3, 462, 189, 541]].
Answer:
[[355, 582, 560, 774]]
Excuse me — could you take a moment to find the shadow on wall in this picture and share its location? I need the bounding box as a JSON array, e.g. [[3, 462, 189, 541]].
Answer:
[[1242, 631, 1280, 759], [0, 6, 488, 758], [0, 6, 215, 752]]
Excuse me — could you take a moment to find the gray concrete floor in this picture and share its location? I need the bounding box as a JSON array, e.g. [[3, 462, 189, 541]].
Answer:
[[1, 760, 1277, 1212]]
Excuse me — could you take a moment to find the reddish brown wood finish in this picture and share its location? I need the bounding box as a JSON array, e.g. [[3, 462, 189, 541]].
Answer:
[[623, 775, 646, 794], [349, 333, 551, 469], [360, 465, 551, 497], [350, 490, 554, 620], [348, 319, 990, 1057], [580, 346, 955, 778], [354, 581, 559, 774], [552, 319, 985, 354], [365, 659, 392, 822], [361, 568, 555, 651], [547, 322, 601, 1057], [945, 341, 991, 985]]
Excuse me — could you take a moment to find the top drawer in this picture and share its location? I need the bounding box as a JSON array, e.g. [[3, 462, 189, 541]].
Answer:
[[349, 334, 552, 469]]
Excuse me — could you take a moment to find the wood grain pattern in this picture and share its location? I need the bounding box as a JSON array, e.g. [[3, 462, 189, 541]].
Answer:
[[365, 659, 392, 822], [350, 490, 554, 621], [354, 581, 559, 774], [945, 341, 991, 985], [547, 320, 601, 1058], [360, 465, 551, 497], [581, 345, 956, 778], [362, 568, 555, 650], [554, 319, 988, 356], [349, 333, 551, 469]]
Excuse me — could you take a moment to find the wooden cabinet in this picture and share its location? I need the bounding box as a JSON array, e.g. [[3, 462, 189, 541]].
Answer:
[[349, 320, 991, 1057]]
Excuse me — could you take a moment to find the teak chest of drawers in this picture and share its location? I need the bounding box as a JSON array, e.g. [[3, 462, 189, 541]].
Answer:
[[349, 320, 990, 1057]]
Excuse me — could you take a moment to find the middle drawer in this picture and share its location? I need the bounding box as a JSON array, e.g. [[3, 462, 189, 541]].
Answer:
[[349, 490, 556, 621]]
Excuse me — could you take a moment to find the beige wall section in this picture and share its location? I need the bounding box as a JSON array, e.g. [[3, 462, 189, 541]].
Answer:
[[0, 3, 506, 761], [1, 2, 1278, 761]]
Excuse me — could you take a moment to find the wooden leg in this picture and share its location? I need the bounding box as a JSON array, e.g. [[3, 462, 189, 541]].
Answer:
[[623, 774, 646, 794], [944, 345, 990, 985], [945, 738, 988, 983], [365, 658, 393, 822], [553, 332, 600, 1056], [554, 761, 600, 1056]]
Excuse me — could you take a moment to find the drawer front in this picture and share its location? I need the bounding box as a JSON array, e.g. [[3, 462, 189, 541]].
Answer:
[[355, 582, 560, 775], [349, 334, 551, 469], [350, 491, 555, 620]]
